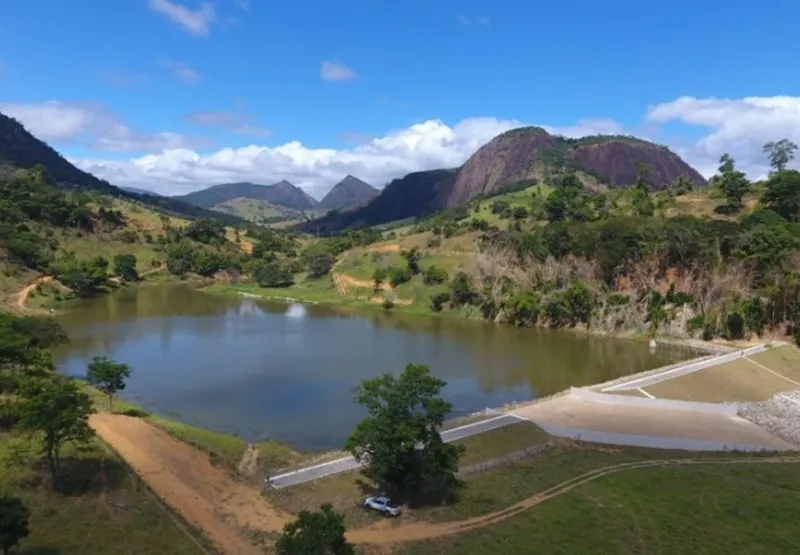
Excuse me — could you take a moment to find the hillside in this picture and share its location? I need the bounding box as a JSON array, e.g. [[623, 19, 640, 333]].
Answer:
[[0, 112, 244, 225], [445, 127, 707, 205], [303, 128, 707, 231], [211, 197, 306, 224], [318, 175, 379, 211], [301, 169, 457, 233], [176, 180, 319, 211]]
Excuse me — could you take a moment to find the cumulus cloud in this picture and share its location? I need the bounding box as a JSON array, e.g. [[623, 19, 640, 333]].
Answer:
[[161, 59, 201, 84], [148, 0, 216, 37], [646, 95, 800, 179], [183, 110, 271, 137], [320, 61, 356, 82], [0, 101, 205, 152], [70, 117, 526, 197], [8, 94, 798, 200]]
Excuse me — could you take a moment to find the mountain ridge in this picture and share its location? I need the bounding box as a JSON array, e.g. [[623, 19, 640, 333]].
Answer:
[[175, 180, 318, 211], [302, 127, 707, 232], [318, 175, 379, 211]]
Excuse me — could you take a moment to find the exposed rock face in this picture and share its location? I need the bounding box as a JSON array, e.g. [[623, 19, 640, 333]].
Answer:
[[445, 127, 707, 206], [318, 175, 378, 211]]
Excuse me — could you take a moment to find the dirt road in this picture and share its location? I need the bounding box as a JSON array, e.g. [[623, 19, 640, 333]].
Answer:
[[90, 413, 289, 555], [91, 412, 800, 551]]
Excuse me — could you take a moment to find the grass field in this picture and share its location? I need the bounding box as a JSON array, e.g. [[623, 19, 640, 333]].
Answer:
[[0, 433, 208, 555], [645, 346, 800, 403], [399, 452, 800, 555]]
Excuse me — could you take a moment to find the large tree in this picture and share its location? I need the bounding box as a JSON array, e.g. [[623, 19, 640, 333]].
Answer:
[[762, 169, 800, 222], [345, 364, 464, 501], [763, 139, 798, 172], [86, 356, 132, 410], [275, 503, 353, 555], [716, 153, 751, 211], [113, 253, 139, 282], [0, 493, 30, 555], [15, 378, 95, 482]]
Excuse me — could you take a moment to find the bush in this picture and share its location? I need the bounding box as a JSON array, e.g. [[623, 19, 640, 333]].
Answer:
[[388, 266, 412, 287], [426, 236, 442, 248], [423, 265, 448, 285], [253, 260, 294, 288], [430, 292, 450, 312]]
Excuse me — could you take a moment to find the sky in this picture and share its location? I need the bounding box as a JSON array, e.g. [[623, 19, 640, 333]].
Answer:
[[1, 0, 800, 198]]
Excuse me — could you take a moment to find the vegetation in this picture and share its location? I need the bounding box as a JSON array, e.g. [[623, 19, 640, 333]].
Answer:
[[0, 492, 30, 555], [275, 503, 353, 555], [85, 356, 132, 409], [344, 364, 464, 503]]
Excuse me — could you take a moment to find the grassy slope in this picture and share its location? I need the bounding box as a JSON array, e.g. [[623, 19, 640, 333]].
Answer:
[[401, 451, 800, 554], [211, 197, 286, 222], [0, 433, 208, 555]]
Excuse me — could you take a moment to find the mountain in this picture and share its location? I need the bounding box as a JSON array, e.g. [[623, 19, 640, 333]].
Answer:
[[211, 197, 307, 224], [121, 186, 163, 196], [301, 169, 457, 233], [0, 111, 245, 224], [446, 127, 707, 205], [175, 180, 319, 211], [303, 127, 707, 232], [318, 175, 379, 211]]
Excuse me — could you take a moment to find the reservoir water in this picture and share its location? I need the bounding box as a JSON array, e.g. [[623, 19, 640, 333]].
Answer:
[[55, 284, 687, 450]]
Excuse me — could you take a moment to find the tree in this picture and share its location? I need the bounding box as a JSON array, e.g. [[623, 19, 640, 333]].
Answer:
[[253, 260, 294, 288], [545, 174, 590, 222], [113, 253, 139, 282], [344, 364, 464, 500], [0, 492, 30, 555], [275, 503, 353, 555], [716, 154, 750, 211], [631, 163, 655, 217], [372, 267, 388, 292], [401, 247, 421, 275], [763, 139, 798, 172], [762, 169, 800, 221], [301, 246, 335, 278], [422, 265, 448, 285], [86, 356, 131, 410], [15, 378, 95, 481]]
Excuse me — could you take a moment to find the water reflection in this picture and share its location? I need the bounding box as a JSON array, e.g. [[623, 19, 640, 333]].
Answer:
[[55, 284, 688, 450]]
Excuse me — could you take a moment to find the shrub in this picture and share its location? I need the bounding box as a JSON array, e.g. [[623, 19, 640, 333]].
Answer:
[[423, 265, 448, 285]]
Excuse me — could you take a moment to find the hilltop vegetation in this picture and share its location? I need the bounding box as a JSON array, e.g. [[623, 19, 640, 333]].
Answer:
[[175, 179, 319, 211]]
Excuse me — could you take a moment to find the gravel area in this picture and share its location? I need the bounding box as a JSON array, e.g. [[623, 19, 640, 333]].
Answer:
[[739, 390, 800, 447]]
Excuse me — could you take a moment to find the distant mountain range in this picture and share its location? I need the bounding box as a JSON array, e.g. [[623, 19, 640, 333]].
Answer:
[[121, 186, 163, 196], [318, 175, 379, 211]]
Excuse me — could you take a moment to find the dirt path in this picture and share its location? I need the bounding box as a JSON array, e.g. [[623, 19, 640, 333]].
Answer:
[[91, 412, 800, 550], [15, 276, 53, 312], [90, 413, 289, 554]]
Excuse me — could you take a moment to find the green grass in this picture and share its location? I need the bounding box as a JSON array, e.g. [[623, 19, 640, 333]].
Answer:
[[0, 433, 208, 555], [211, 197, 286, 223], [58, 231, 163, 272], [401, 452, 800, 555]]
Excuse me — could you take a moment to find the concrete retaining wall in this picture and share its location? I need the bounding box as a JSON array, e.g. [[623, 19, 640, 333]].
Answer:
[[537, 423, 789, 452], [602, 344, 770, 392], [570, 387, 738, 415]]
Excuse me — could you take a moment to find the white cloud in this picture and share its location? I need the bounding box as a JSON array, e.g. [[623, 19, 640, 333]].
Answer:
[[320, 61, 356, 82], [0, 101, 205, 152], [459, 15, 490, 27], [183, 110, 271, 137], [161, 59, 201, 84], [148, 0, 216, 37], [70, 117, 527, 197], [646, 95, 800, 179], [234, 0, 250, 9]]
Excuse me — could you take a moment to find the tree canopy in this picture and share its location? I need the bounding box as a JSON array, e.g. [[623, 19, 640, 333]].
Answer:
[[275, 503, 353, 555], [345, 364, 463, 501]]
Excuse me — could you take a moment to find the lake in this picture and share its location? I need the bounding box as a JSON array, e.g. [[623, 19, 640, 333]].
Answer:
[[55, 284, 688, 450]]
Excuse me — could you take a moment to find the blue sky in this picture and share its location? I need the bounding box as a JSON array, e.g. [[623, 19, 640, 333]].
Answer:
[[1, 0, 799, 196]]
